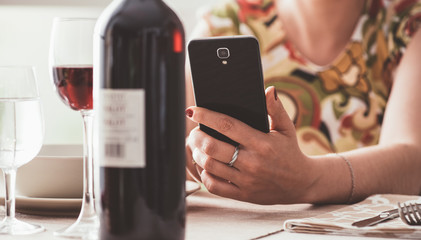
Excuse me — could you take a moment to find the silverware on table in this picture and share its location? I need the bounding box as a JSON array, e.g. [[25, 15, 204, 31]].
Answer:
[[352, 208, 399, 227], [398, 202, 421, 226]]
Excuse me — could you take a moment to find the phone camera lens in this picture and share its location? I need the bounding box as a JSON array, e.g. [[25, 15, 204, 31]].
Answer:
[[217, 48, 230, 59]]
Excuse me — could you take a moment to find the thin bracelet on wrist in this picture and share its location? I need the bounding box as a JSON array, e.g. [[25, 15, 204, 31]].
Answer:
[[335, 153, 355, 204]]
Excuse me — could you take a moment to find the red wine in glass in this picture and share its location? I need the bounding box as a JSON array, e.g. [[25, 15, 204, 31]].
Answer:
[[50, 18, 97, 239], [52, 65, 93, 110]]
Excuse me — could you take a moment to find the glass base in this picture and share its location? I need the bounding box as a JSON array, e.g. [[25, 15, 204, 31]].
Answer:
[[0, 217, 45, 235], [54, 215, 99, 239]]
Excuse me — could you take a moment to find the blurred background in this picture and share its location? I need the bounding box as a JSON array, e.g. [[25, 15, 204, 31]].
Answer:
[[0, 0, 211, 144]]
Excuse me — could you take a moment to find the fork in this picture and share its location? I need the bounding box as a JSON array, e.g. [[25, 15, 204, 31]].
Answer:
[[398, 202, 421, 226]]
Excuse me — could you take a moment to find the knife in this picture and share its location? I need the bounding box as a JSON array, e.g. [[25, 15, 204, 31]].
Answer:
[[352, 208, 399, 227]]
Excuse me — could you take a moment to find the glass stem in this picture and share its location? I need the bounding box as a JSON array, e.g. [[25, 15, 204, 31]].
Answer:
[[3, 169, 17, 220], [4, 99, 18, 219], [80, 110, 96, 219]]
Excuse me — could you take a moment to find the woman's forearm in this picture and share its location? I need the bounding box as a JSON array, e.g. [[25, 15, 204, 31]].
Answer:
[[307, 143, 421, 204]]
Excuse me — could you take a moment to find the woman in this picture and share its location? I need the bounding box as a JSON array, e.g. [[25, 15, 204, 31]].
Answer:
[[185, 0, 421, 204]]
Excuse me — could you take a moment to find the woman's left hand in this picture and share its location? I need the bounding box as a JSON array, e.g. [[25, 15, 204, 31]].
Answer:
[[185, 86, 319, 204]]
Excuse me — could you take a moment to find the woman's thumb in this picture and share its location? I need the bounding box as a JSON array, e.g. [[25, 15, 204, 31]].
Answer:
[[265, 86, 295, 133]]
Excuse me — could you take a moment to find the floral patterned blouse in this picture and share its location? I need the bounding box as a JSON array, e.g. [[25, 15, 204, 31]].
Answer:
[[194, 0, 421, 155]]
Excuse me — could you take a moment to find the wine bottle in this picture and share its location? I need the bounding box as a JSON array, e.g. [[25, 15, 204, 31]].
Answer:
[[94, 0, 186, 239]]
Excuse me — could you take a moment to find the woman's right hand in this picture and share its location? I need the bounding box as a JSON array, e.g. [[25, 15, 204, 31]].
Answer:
[[186, 136, 203, 182]]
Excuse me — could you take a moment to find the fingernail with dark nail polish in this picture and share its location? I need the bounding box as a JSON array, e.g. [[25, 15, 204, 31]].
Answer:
[[185, 109, 193, 118], [274, 88, 278, 101]]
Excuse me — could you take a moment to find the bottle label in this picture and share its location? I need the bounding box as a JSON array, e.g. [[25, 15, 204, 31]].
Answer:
[[99, 89, 146, 168]]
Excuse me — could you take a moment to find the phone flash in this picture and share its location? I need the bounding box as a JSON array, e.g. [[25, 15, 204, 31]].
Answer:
[[222, 60, 228, 65]]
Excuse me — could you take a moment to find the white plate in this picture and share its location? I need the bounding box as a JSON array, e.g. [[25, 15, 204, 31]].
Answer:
[[1, 180, 201, 216], [13, 197, 81, 216]]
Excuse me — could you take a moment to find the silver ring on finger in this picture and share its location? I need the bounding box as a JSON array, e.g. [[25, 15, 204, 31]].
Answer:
[[228, 146, 240, 167]]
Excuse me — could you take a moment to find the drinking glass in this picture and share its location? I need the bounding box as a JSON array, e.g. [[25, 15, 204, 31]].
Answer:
[[49, 18, 98, 238], [0, 66, 44, 235]]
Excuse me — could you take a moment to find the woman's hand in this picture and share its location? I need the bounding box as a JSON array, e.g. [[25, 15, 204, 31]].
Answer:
[[185, 136, 203, 182], [185, 86, 319, 204]]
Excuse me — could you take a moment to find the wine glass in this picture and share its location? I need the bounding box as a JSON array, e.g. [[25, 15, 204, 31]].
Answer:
[[0, 66, 44, 235], [49, 18, 98, 238]]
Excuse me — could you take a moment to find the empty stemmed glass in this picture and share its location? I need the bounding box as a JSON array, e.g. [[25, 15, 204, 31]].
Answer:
[[49, 17, 98, 238], [0, 66, 44, 235]]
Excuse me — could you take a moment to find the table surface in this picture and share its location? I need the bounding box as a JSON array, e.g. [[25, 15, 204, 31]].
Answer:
[[0, 189, 403, 240]]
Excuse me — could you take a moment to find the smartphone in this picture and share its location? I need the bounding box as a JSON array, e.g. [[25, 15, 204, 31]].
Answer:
[[188, 36, 269, 146]]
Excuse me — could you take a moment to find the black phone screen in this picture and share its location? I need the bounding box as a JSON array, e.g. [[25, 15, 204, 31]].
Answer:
[[188, 36, 269, 146]]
